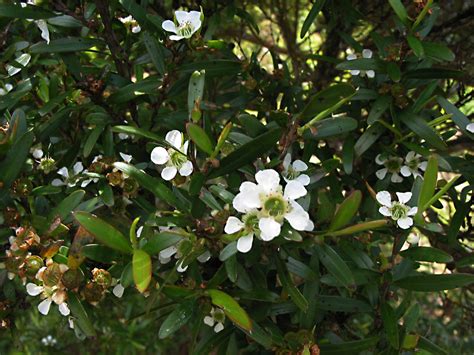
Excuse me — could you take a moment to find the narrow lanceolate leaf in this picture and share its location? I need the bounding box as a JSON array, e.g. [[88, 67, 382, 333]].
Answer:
[[142, 232, 183, 255], [143, 32, 166, 75], [48, 189, 85, 222], [381, 302, 400, 349], [207, 128, 281, 179], [318, 337, 379, 354], [389, 0, 410, 26], [436, 96, 472, 135], [400, 247, 453, 263], [73, 211, 132, 254], [417, 155, 438, 210], [0, 4, 55, 19], [30, 38, 103, 53], [316, 244, 355, 288], [207, 289, 252, 331], [327, 219, 388, 237], [0, 130, 34, 188], [111, 125, 167, 145], [395, 273, 474, 291], [328, 190, 362, 231], [67, 292, 96, 337], [400, 113, 447, 150], [300, 0, 326, 38], [158, 302, 194, 339], [188, 70, 205, 121], [133, 249, 152, 293], [275, 257, 309, 312], [187, 123, 214, 155]]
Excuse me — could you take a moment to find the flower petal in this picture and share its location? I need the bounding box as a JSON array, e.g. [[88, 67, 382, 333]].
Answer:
[[407, 206, 418, 216], [58, 302, 70, 316], [151, 147, 169, 165], [159, 246, 178, 259], [161, 20, 177, 33], [296, 174, 311, 186], [350, 69, 360, 76], [375, 154, 386, 165], [347, 54, 357, 60], [214, 323, 224, 333], [282, 153, 291, 170], [169, 35, 184, 41], [237, 234, 253, 253], [161, 166, 177, 181], [397, 217, 413, 229], [38, 298, 52, 315], [224, 216, 244, 234], [396, 192, 412, 204], [113, 283, 125, 298], [400, 166, 411, 177], [405, 151, 416, 161], [376, 191, 392, 207], [179, 161, 193, 177], [203, 316, 215, 327], [32, 148, 44, 159], [36, 20, 50, 43], [73, 162, 84, 175], [176, 260, 188, 273], [375, 168, 388, 180], [362, 49, 373, 58], [255, 169, 280, 194], [119, 152, 133, 163], [26, 283, 43, 296], [285, 201, 311, 231], [174, 10, 190, 24], [391, 173, 403, 183], [197, 250, 211, 263], [57, 167, 69, 178], [466, 122, 474, 133], [284, 180, 307, 200], [419, 161, 428, 171], [366, 70, 375, 78], [233, 183, 262, 212], [259, 217, 281, 241], [292, 160, 308, 172], [379, 206, 392, 217], [165, 130, 182, 149]]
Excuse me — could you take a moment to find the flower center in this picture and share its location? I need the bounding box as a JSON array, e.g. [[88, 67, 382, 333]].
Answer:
[[407, 158, 419, 170], [243, 213, 259, 232], [177, 21, 194, 38], [390, 202, 409, 220], [285, 166, 299, 180], [263, 195, 288, 218], [169, 150, 187, 168], [385, 157, 401, 173]]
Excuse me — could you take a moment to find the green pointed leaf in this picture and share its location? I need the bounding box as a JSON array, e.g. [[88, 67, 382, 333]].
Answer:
[[327, 219, 388, 237], [367, 95, 391, 124], [143, 32, 165, 75], [67, 292, 96, 337], [0, 130, 34, 188], [207, 289, 252, 331], [0, 4, 54, 19], [275, 257, 309, 312], [389, 0, 410, 26], [187, 123, 214, 155], [395, 273, 474, 291], [73, 211, 132, 254], [417, 155, 438, 209], [158, 302, 194, 339], [422, 42, 455, 62], [418, 336, 448, 355], [188, 70, 205, 121], [400, 246, 453, 263], [30, 38, 103, 53], [381, 302, 399, 349], [48, 189, 85, 222], [111, 125, 167, 145], [407, 35, 424, 58], [436, 96, 472, 135], [142, 231, 182, 255], [133, 249, 152, 293], [318, 337, 379, 354], [81, 244, 122, 263], [400, 113, 447, 150], [328, 190, 362, 231], [300, 0, 326, 38], [316, 244, 355, 288]]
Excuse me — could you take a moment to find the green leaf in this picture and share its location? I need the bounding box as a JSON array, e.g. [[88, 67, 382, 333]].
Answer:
[[81, 244, 121, 263], [316, 296, 372, 313], [300, 0, 326, 38], [389, 0, 410, 26], [219, 242, 238, 261], [407, 35, 424, 58], [400, 113, 447, 150], [381, 302, 399, 349], [47, 15, 83, 27], [187, 123, 213, 155], [207, 289, 252, 331], [111, 125, 167, 145], [142, 232, 182, 255], [436, 96, 472, 135], [328, 190, 362, 231], [0, 4, 54, 19], [305, 117, 358, 139], [422, 42, 455, 62], [113, 162, 180, 209], [48, 190, 85, 222], [108, 77, 161, 104], [418, 336, 448, 355], [73, 211, 132, 254], [367, 95, 391, 124], [83, 125, 104, 158], [188, 70, 206, 121], [318, 337, 379, 354], [30, 38, 103, 53], [179, 60, 241, 76], [67, 292, 96, 337], [158, 302, 194, 339], [400, 247, 453, 263], [143, 32, 165, 75], [0, 130, 34, 188], [336, 58, 380, 71], [133, 249, 152, 293], [316, 244, 355, 288], [327, 219, 388, 237], [395, 273, 474, 291], [275, 257, 309, 312], [207, 128, 281, 179], [404, 68, 462, 79], [417, 155, 438, 209], [354, 123, 385, 157], [386, 62, 401, 82]]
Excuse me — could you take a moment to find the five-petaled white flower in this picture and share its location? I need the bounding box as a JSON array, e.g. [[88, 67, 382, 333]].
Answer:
[[375, 154, 404, 183], [225, 169, 314, 253], [26, 265, 70, 317], [52, 162, 98, 187], [282, 153, 310, 186], [203, 307, 225, 333], [162, 10, 202, 41], [150, 130, 193, 181], [376, 191, 418, 229], [118, 15, 141, 33], [401, 151, 427, 178], [347, 49, 375, 78], [466, 123, 474, 133]]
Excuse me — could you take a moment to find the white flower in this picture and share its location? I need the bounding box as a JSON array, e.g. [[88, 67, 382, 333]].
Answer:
[[203, 307, 225, 333], [225, 169, 313, 253], [0, 83, 13, 96], [118, 133, 130, 140], [400, 151, 427, 178], [32, 148, 44, 160], [282, 153, 310, 186], [375, 154, 404, 183], [118, 15, 141, 33], [466, 123, 474, 133], [112, 283, 125, 298], [376, 191, 418, 229], [52, 162, 98, 187], [347, 49, 375, 78], [41, 335, 57, 346], [162, 10, 202, 41], [150, 130, 193, 181]]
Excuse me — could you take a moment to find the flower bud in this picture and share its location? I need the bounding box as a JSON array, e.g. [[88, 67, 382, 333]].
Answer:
[[122, 178, 139, 195], [83, 281, 105, 304], [23, 255, 44, 278], [91, 268, 111, 288], [41, 263, 63, 287], [62, 268, 84, 289], [107, 170, 123, 187]]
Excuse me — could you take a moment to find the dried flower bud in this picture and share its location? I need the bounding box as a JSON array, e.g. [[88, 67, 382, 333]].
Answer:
[[91, 268, 112, 288], [83, 281, 105, 304], [107, 170, 123, 187], [11, 178, 33, 198], [62, 268, 84, 289], [4, 207, 20, 227]]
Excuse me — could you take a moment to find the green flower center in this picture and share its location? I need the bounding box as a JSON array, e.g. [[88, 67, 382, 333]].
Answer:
[[263, 196, 288, 218], [407, 158, 419, 170], [169, 150, 187, 168], [177, 21, 194, 38], [243, 213, 259, 232], [212, 309, 225, 323], [390, 202, 409, 220], [385, 157, 401, 173], [285, 166, 299, 180]]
